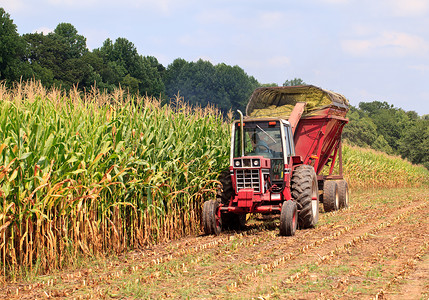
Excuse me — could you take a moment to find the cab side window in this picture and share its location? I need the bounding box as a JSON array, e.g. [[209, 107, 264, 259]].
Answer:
[[284, 125, 295, 156]]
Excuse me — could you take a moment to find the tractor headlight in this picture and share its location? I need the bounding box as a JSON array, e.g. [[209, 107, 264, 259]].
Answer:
[[253, 159, 260, 167], [234, 159, 242, 167]]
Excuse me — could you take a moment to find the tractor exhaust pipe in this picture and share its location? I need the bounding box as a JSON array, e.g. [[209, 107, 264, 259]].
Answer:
[[237, 110, 244, 157]]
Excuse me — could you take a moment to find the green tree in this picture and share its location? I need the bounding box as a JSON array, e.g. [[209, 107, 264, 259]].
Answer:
[[163, 58, 188, 98], [94, 38, 165, 96], [342, 107, 379, 148], [215, 63, 258, 113], [283, 78, 306, 86], [53, 23, 87, 59], [359, 101, 409, 153], [23, 23, 91, 89], [145, 55, 165, 76], [164, 59, 216, 107], [164, 58, 259, 113], [372, 135, 393, 154], [140, 56, 165, 96], [121, 74, 140, 94], [399, 119, 429, 169], [23, 32, 58, 85], [79, 51, 104, 90], [0, 8, 28, 81], [260, 83, 279, 87], [344, 100, 428, 169]]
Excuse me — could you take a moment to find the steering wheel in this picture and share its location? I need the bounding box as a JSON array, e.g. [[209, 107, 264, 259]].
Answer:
[[255, 144, 270, 153]]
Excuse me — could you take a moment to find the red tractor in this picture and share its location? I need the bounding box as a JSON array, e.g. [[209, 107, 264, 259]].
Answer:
[[203, 85, 350, 236]]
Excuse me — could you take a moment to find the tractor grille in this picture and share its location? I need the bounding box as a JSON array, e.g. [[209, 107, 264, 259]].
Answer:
[[236, 169, 261, 193]]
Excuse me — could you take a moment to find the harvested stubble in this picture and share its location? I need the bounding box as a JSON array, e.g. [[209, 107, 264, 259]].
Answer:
[[0, 81, 230, 278]]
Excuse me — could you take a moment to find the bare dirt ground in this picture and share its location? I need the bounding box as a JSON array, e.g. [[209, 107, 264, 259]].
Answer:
[[1, 187, 428, 299]]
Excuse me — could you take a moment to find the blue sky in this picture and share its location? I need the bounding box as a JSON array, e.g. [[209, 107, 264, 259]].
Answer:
[[2, 0, 429, 115]]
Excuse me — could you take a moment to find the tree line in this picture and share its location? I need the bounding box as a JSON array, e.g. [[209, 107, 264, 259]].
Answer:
[[1, 8, 428, 169], [0, 8, 259, 114], [342, 102, 429, 170]]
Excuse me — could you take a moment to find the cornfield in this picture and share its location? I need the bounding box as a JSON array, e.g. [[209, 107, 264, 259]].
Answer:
[[0, 81, 427, 279], [341, 145, 429, 189], [0, 81, 230, 278]]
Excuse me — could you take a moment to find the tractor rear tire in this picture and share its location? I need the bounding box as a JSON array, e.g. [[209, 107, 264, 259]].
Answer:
[[279, 200, 297, 236], [323, 180, 339, 212], [217, 169, 234, 206], [291, 165, 319, 229], [337, 180, 349, 209], [216, 169, 240, 229], [202, 200, 221, 235]]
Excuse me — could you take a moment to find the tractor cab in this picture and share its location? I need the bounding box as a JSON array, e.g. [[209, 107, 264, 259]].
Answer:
[[230, 118, 295, 199]]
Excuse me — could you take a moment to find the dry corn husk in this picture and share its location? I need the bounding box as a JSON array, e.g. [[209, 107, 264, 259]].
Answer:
[[246, 85, 349, 118]]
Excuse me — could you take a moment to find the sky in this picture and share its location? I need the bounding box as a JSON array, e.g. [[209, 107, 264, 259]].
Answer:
[[2, 0, 429, 115]]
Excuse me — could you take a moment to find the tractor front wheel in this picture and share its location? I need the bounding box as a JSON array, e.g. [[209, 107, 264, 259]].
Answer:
[[203, 200, 222, 235], [279, 200, 297, 236]]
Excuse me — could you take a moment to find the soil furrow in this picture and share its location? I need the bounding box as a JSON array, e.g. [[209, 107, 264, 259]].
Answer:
[[1, 188, 428, 299], [241, 199, 429, 299]]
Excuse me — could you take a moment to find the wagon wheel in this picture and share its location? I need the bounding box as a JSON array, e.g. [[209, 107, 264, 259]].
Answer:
[[337, 180, 349, 209], [202, 200, 222, 235], [279, 200, 297, 236], [323, 180, 339, 212]]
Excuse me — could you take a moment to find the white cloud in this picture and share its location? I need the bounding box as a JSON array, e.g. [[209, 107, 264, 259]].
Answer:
[[237, 55, 290, 72], [356, 89, 386, 102], [196, 9, 287, 31], [115, 0, 195, 15], [196, 9, 236, 25], [82, 28, 110, 50], [258, 12, 284, 29], [342, 40, 371, 56], [267, 56, 290, 66], [178, 31, 221, 49], [45, 0, 191, 14], [32, 27, 54, 34], [342, 31, 429, 57], [153, 53, 171, 67], [45, 0, 99, 7], [127, 0, 179, 14], [318, 0, 350, 4], [409, 64, 429, 72], [349, 24, 374, 36], [193, 55, 214, 63], [0, 0, 26, 13], [386, 0, 429, 17]]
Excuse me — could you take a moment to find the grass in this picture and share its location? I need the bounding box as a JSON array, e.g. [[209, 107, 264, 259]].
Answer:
[[366, 264, 383, 278], [326, 264, 351, 276]]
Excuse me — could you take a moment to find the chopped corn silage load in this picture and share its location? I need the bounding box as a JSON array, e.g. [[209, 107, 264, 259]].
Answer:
[[246, 85, 349, 118]]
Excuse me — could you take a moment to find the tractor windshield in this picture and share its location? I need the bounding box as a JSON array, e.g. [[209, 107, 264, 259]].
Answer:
[[233, 121, 283, 159]]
